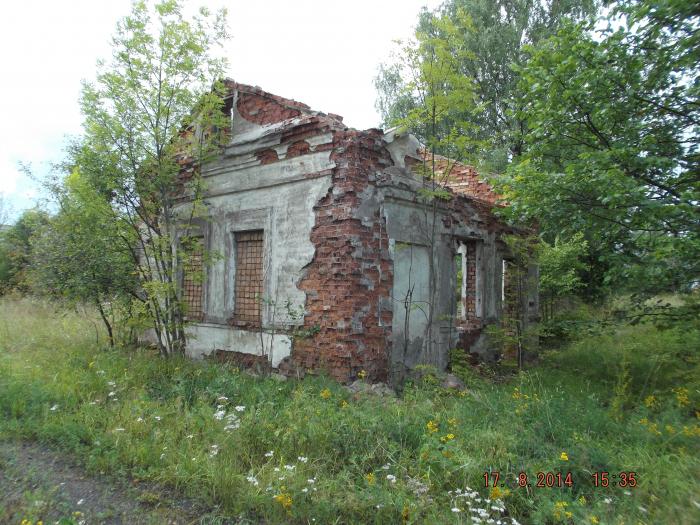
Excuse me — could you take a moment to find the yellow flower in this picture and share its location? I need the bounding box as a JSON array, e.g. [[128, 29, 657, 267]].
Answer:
[[565, 511, 573, 518], [490, 486, 502, 500], [426, 420, 439, 433], [365, 472, 375, 485], [578, 495, 587, 505], [560, 451, 569, 461], [643, 395, 658, 408], [648, 423, 662, 435], [274, 492, 293, 510], [440, 433, 456, 443], [665, 424, 676, 434], [320, 388, 331, 400], [358, 370, 367, 379], [340, 400, 349, 408], [447, 417, 458, 428], [639, 417, 649, 425], [673, 387, 689, 406], [590, 516, 600, 524]]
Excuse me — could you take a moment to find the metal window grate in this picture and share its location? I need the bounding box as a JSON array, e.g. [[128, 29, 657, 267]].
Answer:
[[233, 230, 264, 327], [182, 241, 204, 320]]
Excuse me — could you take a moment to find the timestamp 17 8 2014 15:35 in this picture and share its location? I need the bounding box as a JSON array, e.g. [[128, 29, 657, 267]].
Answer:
[[484, 471, 638, 489]]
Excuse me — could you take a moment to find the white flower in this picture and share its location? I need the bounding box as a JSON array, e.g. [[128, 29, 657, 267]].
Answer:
[[278, 476, 285, 481], [274, 467, 280, 472], [386, 474, 397, 483], [217, 395, 229, 401], [381, 464, 390, 470], [246, 475, 259, 486], [50, 404, 59, 411], [639, 506, 647, 513], [213, 409, 226, 420], [154, 416, 161, 421], [604, 498, 612, 504], [77, 499, 84, 505], [89, 401, 97, 405], [108, 391, 116, 397], [235, 405, 245, 412], [186, 434, 194, 439], [136, 417, 144, 422], [302, 487, 309, 493], [307, 478, 316, 484], [160, 453, 166, 460], [114, 428, 125, 432], [298, 456, 308, 463], [264, 450, 274, 457], [209, 444, 219, 457], [451, 507, 461, 513], [107, 381, 116, 387], [624, 490, 632, 496], [97, 370, 105, 375], [284, 464, 295, 471]]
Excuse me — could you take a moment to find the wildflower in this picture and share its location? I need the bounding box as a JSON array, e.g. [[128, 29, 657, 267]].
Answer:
[[307, 478, 316, 484], [160, 453, 166, 460], [340, 400, 349, 408], [358, 369, 367, 379], [386, 474, 397, 483], [578, 496, 586, 505], [673, 387, 690, 406], [213, 409, 226, 420], [50, 404, 59, 411], [154, 416, 161, 421], [209, 444, 219, 457], [217, 395, 229, 402], [274, 493, 293, 510], [381, 463, 391, 470], [560, 452, 569, 461], [590, 517, 599, 524], [108, 391, 116, 397], [643, 395, 658, 408], [451, 507, 461, 513], [77, 498, 84, 505], [234, 405, 245, 412], [426, 420, 439, 433], [298, 456, 308, 463], [440, 433, 456, 443], [490, 486, 503, 500], [284, 464, 296, 471], [107, 381, 116, 387], [366, 472, 376, 485], [265, 450, 274, 457], [245, 475, 259, 486], [301, 487, 309, 493], [320, 388, 332, 399], [136, 417, 144, 422], [665, 424, 676, 434], [448, 417, 458, 428], [114, 428, 125, 432], [639, 417, 649, 425], [186, 434, 194, 439], [624, 491, 632, 496], [603, 498, 612, 504]]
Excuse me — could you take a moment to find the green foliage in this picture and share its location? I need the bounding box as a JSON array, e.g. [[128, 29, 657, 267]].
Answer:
[[497, 0, 699, 311], [72, 0, 230, 355], [376, 0, 598, 170], [0, 209, 50, 293], [2, 298, 699, 524]]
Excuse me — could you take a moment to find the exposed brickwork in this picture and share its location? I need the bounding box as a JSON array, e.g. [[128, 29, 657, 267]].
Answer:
[[294, 129, 394, 383], [286, 140, 311, 158], [182, 242, 204, 321], [232, 230, 264, 328], [256, 148, 279, 165]]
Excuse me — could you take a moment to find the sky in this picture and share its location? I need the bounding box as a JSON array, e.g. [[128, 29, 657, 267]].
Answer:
[[0, 0, 443, 222]]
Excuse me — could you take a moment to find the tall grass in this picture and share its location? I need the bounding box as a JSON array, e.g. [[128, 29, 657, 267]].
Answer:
[[1, 297, 698, 524]]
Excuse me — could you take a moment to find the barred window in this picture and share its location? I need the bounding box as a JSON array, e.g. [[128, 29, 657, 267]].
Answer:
[[233, 230, 264, 327], [182, 239, 204, 321]]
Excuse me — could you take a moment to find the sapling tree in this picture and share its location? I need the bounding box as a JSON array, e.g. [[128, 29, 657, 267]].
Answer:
[[76, 0, 229, 355]]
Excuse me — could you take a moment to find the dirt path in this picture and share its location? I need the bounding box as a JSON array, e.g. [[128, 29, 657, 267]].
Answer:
[[0, 440, 219, 525]]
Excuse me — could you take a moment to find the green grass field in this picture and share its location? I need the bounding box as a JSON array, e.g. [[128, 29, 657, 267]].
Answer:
[[1, 297, 698, 524]]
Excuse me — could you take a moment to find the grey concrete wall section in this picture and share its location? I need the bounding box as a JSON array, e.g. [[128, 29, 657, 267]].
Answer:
[[173, 100, 336, 363]]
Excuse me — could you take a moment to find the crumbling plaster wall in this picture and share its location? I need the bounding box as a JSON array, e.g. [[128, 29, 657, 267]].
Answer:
[[175, 85, 343, 367]]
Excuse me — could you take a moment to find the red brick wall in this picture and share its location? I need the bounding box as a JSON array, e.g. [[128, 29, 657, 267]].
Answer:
[[293, 129, 394, 383]]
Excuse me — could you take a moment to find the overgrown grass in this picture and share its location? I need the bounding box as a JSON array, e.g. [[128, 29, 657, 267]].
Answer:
[[1, 298, 698, 524]]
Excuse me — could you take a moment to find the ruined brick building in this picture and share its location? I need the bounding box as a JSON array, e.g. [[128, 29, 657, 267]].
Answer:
[[175, 80, 538, 383]]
